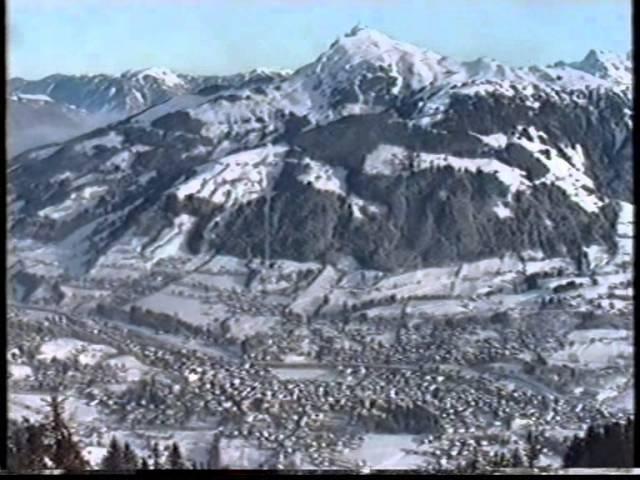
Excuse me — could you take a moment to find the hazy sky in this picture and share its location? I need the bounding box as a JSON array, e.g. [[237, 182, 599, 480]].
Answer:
[[9, 0, 632, 79]]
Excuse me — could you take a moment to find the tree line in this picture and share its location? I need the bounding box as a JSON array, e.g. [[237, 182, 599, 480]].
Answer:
[[7, 396, 224, 473]]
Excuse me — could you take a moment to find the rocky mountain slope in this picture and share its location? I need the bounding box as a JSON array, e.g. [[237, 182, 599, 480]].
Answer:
[[9, 27, 632, 277]]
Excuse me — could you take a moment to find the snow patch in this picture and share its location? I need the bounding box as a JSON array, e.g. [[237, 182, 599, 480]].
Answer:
[[296, 158, 347, 195], [105, 355, 149, 382], [513, 132, 604, 213], [493, 202, 513, 219], [174, 144, 287, 206], [134, 67, 185, 88], [471, 132, 509, 149], [363, 144, 530, 198], [13, 93, 54, 102], [143, 214, 197, 265], [9, 364, 34, 380]]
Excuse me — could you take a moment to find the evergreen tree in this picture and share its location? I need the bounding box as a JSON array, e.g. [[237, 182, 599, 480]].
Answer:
[[19, 418, 57, 472], [22, 420, 48, 472], [525, 429, 543, 469], [167, 442, 186, 469], [467, 446, 480, 473], [139, 457, 150, 470], [510, 447, 525, 468], [487, 452, 501, 469], [45, 395, 89, 472], [151, 442, 163, 469], [8, 397, 89, 473], [563, 434, 584, 468], [563, 419, 634, 468], [7, 419, 36, 473], [100, 436, 124, 471], [207, 433, 221, 469], [122, 442, 139, 470]]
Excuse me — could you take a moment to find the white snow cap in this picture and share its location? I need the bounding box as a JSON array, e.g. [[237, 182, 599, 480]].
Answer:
[[12, 93, 54, 103], [314, 25, 459, 90], [246, 67, 293, 77], [124, 67, 185, 87]]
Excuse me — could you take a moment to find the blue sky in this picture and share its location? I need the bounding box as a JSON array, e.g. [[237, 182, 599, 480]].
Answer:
[[9, 0, 632, 79]]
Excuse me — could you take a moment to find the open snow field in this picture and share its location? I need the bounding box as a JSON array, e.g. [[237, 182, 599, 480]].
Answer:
[[343, 434, 424, 470]]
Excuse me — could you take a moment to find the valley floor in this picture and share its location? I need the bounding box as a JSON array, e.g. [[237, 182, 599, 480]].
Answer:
[[7, 203, 634, 471]]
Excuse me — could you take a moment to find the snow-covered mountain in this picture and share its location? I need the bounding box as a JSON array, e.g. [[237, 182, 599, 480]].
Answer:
[[562, 49, 632, 85], [8, 67, 292, 155], [9, 27, 632, 277], [9, 67, 292, 115]]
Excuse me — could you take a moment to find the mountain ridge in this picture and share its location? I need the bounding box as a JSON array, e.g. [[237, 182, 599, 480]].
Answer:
[[8, 27, 633, 277]]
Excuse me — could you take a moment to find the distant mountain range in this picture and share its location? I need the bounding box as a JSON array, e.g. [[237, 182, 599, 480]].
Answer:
[[8, 68, 291, 156], [8, 27, 632, 278]]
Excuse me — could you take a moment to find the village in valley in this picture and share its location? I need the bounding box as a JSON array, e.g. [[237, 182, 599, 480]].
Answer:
[[7, 200, 634, 470]]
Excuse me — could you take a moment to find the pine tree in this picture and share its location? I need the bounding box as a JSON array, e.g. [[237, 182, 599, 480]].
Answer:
[[487, 452, 501, 469], [525, 429, 543, 469], [167, 442, 185, 469], [45, 395, 89, 472], [151, 442, 163, 470], [22, 420, 48, 472], [122, 442, 139, 470], [7, 419, 34, 473], [100, 436, 124, 471], [139, 457, 150, 470], [563, 419, 634, 468], [467, 446, 480, 473], [207, 433, 221, 469], [510, 447, 524, 468], [563, 434, 584, 468]]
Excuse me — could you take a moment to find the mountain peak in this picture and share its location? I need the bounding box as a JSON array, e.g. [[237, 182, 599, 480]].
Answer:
[[324, 25, 447, 66], [572, 48, 631, 84], [331, 25, 402, 53], [582, 48, 623, 64], [343, 24, 388, 40], [123, 67, 185, 87]]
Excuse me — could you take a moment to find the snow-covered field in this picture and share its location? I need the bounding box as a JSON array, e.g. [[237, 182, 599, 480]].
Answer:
[[514, 128, 604, 213], [37, 338, 116, 363], [105, 355, 151, 382], [38, 185, 108, 221], [363, 145, 531, 202], [135, 290, 212, 326], [343, 434, 423, 470], [549, 329, 632, 368], [9, 364, 34, 381], [173, 145, 287, 206], [289, 265, 340, 317], [9, 393, 100, 426], [12, 93, 54, 102], [9, 393, 50, 419], [143, 214, 196, 266], [218, 438, 270, 468], [361, 129, 610, 215]]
